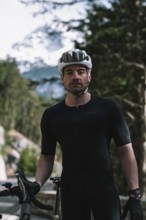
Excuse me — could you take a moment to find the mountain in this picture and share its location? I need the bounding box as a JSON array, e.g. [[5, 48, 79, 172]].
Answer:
[[10, 27, 65, 101], [9, 25, 74, 101], [22, 66, 59, 82], [22, 65, 65, 101]]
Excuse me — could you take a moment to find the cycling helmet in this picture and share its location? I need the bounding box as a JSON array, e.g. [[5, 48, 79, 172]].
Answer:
[[58, 49, 92, 72]]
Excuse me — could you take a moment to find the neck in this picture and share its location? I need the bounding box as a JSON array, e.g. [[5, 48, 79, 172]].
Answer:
[[65, 92, 91, 107]]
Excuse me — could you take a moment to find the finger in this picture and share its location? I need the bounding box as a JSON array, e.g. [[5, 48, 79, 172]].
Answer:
[[122, 208, 129, 219], [141, 214, 143, 220], [122, 211, 127, 219], [130, 212, 135, 220], [132, 213, 140, 220], [136, 213, 143, 220], [139, 214, 143, 220]]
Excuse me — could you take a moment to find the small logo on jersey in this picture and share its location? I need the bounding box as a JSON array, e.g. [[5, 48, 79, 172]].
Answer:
[[85, 111, 96, 116]]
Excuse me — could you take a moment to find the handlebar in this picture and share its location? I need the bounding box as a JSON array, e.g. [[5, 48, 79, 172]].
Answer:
[[15, 170, 29, 203], [0, 169, 53, 211], [50, 176, 61, 185], [0, 183, 22, 200], [17, 169, 53, 210]]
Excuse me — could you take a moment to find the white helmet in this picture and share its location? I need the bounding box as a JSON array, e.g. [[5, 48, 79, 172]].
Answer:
[[58, 49, 92, 72]]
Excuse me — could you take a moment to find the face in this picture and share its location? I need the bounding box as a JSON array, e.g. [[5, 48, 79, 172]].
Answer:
[[61, 65, 91, 96]]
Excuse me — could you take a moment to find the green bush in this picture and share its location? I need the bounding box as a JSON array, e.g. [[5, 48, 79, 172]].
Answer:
[[18, 147, 38, 176]]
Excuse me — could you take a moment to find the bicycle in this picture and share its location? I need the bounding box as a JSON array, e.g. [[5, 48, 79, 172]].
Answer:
[[0, 169, 62, 220]]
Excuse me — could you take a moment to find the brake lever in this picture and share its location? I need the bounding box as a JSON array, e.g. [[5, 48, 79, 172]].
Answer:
[[15, 171, 29, 203]]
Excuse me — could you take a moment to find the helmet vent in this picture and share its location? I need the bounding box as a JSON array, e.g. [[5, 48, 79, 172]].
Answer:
[[58, 49, 92, 72]]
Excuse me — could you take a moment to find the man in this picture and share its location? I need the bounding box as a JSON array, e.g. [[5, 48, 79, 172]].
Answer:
[[34, 49, 143, 220]]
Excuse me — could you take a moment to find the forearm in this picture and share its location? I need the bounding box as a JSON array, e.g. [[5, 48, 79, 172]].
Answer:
[[35, 154, 55, 187], [118, 143, 139, 190], [119, 145, 143, 219]]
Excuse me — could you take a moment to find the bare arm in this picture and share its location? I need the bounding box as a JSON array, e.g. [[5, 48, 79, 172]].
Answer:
[[118, 143, 139, 190], [35, 154, 55, 187]]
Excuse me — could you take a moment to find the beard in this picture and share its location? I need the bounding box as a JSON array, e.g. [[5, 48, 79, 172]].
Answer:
[[65, 81, 90, 97]]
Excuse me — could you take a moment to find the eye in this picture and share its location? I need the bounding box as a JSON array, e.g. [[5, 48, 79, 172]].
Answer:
[[77, 69, 86, 75], [65, 70, 73, 75]]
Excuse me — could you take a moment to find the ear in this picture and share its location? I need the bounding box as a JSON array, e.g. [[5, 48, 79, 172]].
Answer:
[[88, 70, 91, 82], [61, 73, 64, 82]]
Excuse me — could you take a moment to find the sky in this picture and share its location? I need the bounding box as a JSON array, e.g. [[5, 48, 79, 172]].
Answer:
[[0, 0, 77, 70], [0, 0, 86, 73], [0, 0, 42, 59]]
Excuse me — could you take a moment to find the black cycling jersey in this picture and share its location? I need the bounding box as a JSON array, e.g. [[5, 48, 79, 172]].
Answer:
[[40, 95, 131, 192]]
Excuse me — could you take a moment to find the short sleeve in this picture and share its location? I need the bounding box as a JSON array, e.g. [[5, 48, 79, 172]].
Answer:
[[108, 101, 131, 147], [40, 109, 57, 155]]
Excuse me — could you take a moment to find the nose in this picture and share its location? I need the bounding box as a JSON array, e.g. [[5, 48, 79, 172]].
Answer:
[[72, 71, 80, 79]]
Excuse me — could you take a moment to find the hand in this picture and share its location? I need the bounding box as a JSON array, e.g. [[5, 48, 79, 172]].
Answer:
[[122, 197, 143, 220], [31, 181, 41, 194], [25, 181, 41, 195]]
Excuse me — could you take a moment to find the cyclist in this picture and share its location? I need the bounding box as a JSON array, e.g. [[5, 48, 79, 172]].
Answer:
[[33, 49, 143, 220]]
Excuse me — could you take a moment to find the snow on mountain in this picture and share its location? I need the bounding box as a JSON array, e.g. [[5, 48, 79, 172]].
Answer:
[[22, 65, 65, 100]]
